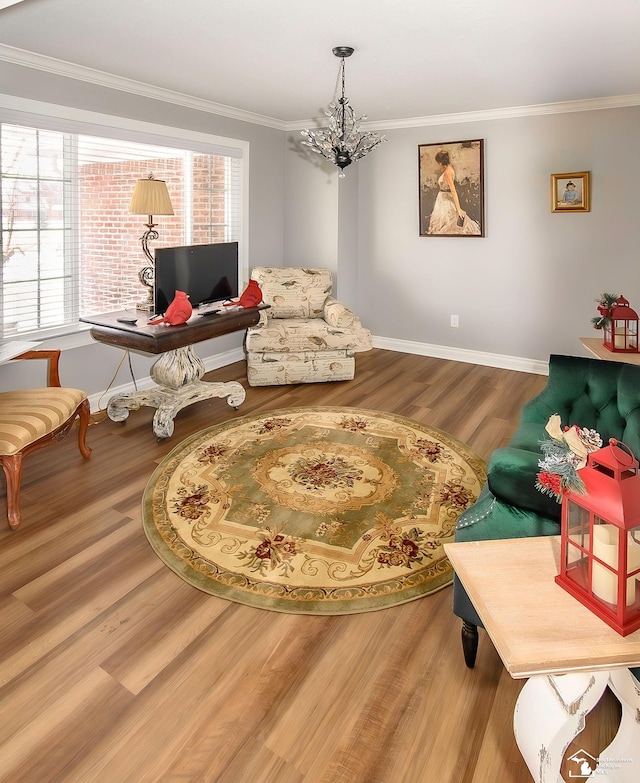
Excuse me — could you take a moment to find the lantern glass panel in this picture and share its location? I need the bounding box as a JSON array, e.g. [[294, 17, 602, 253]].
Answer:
[[565, 500, 590, 589], [627, 527, 640, 610], [614, 320, 629, 350], [592, 518, 619, 609]]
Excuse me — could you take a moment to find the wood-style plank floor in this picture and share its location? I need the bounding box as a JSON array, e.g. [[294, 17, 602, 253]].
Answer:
[[0, 349, 621, 782]]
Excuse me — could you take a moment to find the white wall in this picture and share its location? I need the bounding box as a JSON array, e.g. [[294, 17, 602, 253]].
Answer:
[[286, 104, 640, 364], [0, 62, 286, 397]]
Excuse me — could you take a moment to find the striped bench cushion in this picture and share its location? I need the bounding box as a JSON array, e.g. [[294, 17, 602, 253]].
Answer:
[[0, 387, 88, 455]]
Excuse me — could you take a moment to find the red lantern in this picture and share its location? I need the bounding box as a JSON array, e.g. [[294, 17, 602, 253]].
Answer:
[[556, 440, 640, 636], [603, 295, 639, 353]]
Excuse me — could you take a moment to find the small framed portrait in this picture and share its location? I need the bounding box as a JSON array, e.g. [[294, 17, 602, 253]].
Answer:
[[418, 139, 484, 237], [551, 171, 590, 213]]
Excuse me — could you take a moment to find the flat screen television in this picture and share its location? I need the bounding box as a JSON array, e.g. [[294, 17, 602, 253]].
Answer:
[[153, 241, 239, 314]]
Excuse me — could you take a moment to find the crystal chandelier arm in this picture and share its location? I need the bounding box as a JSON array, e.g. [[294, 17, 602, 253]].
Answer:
[[300, 46, 386, 175]]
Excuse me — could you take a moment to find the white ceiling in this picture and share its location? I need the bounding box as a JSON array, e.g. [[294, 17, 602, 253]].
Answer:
[[1, 0, 639, 126]]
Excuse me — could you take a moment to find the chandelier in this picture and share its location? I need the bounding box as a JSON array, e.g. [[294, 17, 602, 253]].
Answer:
[[301, 46, 386, 178]]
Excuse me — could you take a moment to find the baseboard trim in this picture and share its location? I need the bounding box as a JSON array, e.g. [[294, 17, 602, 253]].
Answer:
[[371, 336, 549, 376], [87, 339, 548, 412], [87, 347, 245, 413]]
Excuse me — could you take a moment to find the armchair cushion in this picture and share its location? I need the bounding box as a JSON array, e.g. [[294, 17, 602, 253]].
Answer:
[[0, 387, 88, 455], [0, 349, 91, 530], [245, 317, 371, 354]]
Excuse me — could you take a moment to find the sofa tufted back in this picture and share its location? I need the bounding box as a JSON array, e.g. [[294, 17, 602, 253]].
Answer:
[[487, 354, 640, 521], [521, 354, 640, 457]]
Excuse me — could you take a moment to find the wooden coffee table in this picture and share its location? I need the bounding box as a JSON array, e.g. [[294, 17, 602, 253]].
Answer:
[[444, 536, 640, 782]]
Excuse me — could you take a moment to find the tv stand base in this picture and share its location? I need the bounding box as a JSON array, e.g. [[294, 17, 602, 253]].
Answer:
[[107, 345, 246, 440]]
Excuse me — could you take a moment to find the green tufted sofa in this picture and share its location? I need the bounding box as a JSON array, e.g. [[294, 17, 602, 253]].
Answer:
[[453, 353, 640, 667]]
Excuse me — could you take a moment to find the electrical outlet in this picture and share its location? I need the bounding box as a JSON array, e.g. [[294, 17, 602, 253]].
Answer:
[[450, 314, 459, 328]]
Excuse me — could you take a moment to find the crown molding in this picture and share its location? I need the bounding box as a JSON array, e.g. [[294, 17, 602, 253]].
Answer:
[[291, 92, 640, 132], [2, 43, 639, 134], [0, 43, 289, 131]]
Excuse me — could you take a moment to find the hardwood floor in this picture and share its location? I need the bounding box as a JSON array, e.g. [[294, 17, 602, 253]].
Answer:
[[0, 349, 620, 782]]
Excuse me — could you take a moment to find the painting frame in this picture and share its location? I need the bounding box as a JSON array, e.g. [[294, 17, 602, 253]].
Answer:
[[551, 171, 590, 213], [418, 139, 484, 237]]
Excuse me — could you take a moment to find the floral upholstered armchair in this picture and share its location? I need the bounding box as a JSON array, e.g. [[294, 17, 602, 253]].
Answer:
[[245, 267, 372, 386]]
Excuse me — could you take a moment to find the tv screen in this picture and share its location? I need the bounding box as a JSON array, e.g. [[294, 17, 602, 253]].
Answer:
[[153, 242, 239, 314]]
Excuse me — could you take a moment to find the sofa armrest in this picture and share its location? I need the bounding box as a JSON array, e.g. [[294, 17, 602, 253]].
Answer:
[[323, 297, 356, 329], [11, 349, 62, 387], [487, 446, 561, 520]]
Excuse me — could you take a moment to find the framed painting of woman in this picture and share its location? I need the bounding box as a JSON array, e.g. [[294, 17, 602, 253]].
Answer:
[[419, 139, 484, 237]]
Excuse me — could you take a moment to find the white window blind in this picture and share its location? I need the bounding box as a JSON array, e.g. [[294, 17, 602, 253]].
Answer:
[[0, 118, 244, 340]]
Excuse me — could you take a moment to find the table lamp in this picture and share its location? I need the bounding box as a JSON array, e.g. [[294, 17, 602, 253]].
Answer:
[[129, 174, 174, 311]]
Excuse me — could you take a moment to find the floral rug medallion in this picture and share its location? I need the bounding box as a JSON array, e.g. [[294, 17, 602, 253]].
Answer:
[[142, 407, 486, 614]]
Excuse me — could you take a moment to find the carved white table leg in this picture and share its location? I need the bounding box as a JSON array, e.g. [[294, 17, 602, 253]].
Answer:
[[514, 670, 610, 782], [599, 669, 640, 782], [107, 346, 246, 439], [515, 669, 640, 782]]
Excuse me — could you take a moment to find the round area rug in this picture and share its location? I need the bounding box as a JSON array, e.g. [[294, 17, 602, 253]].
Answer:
[[142, 407, 486, 614]]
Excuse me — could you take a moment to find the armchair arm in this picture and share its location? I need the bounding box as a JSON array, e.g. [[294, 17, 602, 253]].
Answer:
[[11, 349, 62, 387], [254, 309, 270, 328]]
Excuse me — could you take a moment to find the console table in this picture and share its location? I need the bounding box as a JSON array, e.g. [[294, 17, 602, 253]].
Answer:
[[81, 306, 267, 439], [444, 536, 640, 783]]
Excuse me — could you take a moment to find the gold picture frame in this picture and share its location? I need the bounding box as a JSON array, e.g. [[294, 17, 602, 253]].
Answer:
[[551, 171, 590, 213]]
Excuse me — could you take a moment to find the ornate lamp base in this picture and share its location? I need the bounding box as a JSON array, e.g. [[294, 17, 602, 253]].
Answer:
[[137, 263, 155, 311]]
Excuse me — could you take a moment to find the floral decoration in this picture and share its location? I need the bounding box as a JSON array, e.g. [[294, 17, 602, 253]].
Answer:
[[592, 292, 619, 331], [535, 414, 603, 502]]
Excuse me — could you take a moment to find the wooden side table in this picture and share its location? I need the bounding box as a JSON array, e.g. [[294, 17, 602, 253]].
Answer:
[[580, 337, 640, 365], [81, 306, 267, 439], [444, 537, 640, 782]]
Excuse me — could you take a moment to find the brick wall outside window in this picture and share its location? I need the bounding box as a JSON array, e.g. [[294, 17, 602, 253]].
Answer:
[[79, 154, 228, 314]]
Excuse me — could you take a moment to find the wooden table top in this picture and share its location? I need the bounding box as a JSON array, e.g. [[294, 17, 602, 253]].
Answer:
[[580, 337, 640, 365], [80, 305, 268, 355], [444, 536, 640, 678]]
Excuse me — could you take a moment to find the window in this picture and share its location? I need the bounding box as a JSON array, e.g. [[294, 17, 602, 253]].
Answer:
[[0, 116, 245, 340]]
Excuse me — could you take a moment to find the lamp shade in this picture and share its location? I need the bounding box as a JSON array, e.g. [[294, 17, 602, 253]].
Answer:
[[129, 177, 174, 216]]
